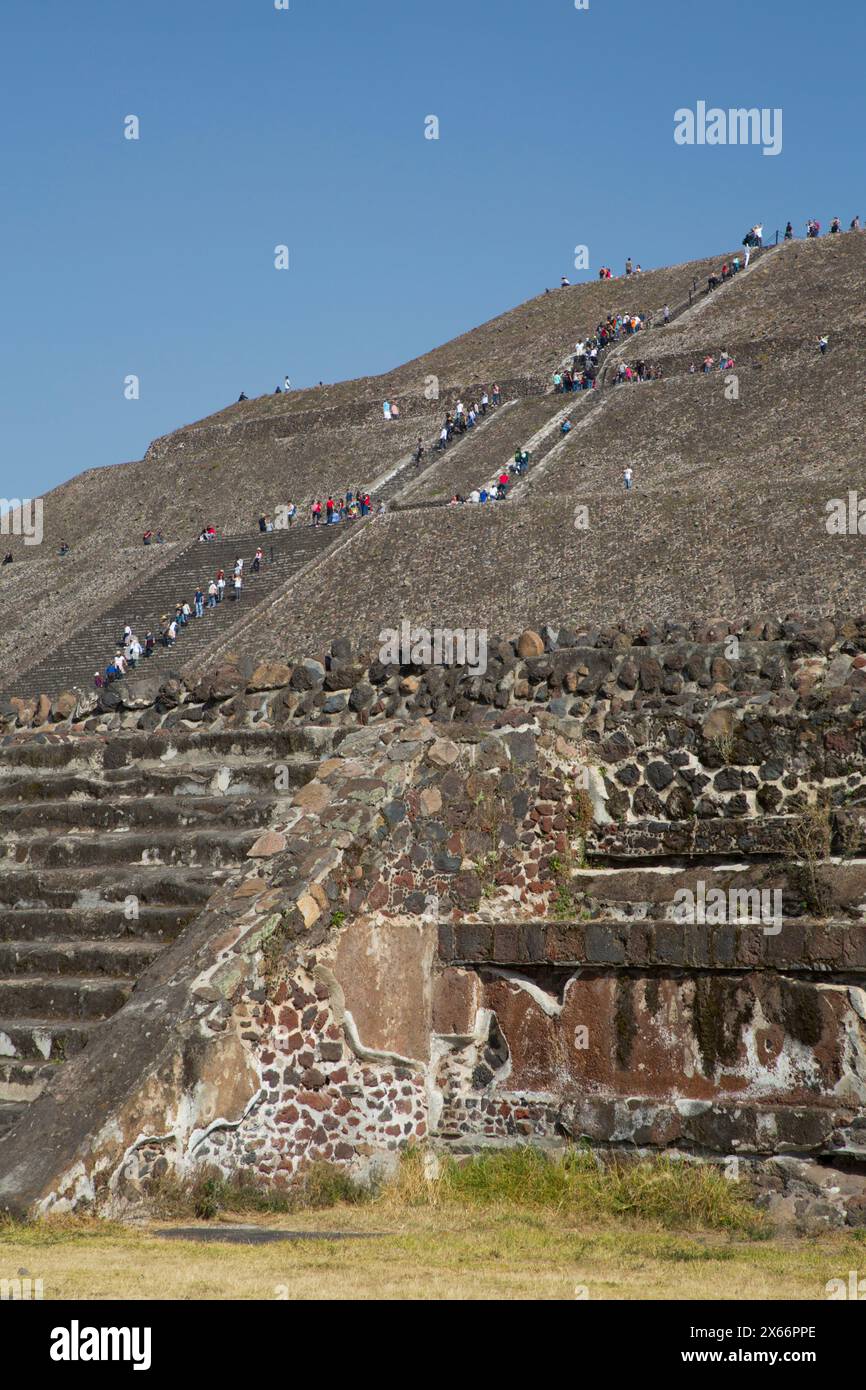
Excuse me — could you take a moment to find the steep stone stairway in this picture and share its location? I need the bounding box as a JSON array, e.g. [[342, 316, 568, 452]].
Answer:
[[1, 525, 347, 703], [373, 397, 524, 506], [0, 724, 335, 1140]]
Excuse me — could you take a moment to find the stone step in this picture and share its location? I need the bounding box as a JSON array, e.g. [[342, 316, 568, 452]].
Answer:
[[439, 916, 866, 972], [0, 1100, 27, 1140], [0, 828, 261, 870], [0, 1017, 95, 1062], [0, 1058, 57, 1103], [0, 759, 313, 802], [0, 726, 337, 772], [588, 816, 800, 860], [0, 940, 163, 979], [571, 858, 866, 922], [0, 865, 230, 909], [0, 905, 192, 943], [0, 794, 281, 835], [0, 976, 133, 1021]]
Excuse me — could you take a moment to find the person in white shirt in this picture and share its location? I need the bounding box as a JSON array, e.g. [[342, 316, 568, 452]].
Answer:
[[284, 376, 291, 391], [469, 489, 480, 503], [624, 467, 634, 491]]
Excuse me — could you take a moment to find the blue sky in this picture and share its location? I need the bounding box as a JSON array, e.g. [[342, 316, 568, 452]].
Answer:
[[0, 0, 863, 500]]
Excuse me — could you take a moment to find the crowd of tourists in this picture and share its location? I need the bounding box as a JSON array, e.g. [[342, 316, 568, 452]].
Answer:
[[309, 491, 374, 525], [707, 250, 752, 293], [799, 215, 861, 239], [432, 387, 502, 452], [447, 444, 532, 506], [94, 546, 267, 689]]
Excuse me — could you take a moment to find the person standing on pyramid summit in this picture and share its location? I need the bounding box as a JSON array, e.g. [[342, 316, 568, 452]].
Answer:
[[284, 376, 291, 391]]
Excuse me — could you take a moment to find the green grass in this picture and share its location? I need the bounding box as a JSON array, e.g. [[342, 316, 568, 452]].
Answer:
[[387, 1147, 767, 1236]]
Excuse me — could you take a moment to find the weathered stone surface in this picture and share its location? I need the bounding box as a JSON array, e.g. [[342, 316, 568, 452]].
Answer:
[[516, 629, 545, 660], [248, 831, 288, 858], [248, 661, 293, 692]]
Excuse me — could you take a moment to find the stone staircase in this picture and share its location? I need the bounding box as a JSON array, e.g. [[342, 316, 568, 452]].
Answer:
[[374, 398, 520, 506], [1, 525, 347, 703], [0, 724, 335, 1141]]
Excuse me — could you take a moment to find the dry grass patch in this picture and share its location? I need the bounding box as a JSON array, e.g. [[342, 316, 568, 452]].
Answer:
[[2, 1149, 864, 1300]]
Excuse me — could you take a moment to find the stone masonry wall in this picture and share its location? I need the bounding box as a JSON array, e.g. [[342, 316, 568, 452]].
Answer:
[[2, 615, 866, 1223]]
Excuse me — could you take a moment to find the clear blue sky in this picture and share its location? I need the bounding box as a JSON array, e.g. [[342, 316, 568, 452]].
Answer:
[[1, 0, 863, 501]]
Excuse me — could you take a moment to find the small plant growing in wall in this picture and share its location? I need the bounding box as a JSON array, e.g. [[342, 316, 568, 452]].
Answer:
[[474, 850, 501, 898], [471, 785, 509, 895], [784, 799, 833, 917], [260, 912, 297, 992], [549, 849, 579, 920], [709, 731, 735, 764]]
